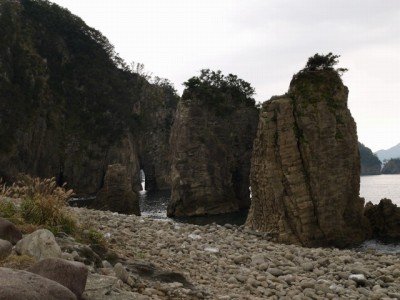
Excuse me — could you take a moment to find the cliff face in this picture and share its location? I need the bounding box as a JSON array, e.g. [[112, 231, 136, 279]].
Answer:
[[137, 83, 179, 191], [364, 199, 400, 242], [0, 1, 177, 200], [246, 69, 369, 247], [168, 97, 258, 217]]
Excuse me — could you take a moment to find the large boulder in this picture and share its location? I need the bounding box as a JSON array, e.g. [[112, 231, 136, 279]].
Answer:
[[0, 217, 22, 244], [28, 258, 88, 299], [94, 164, 141, 215], [246, 69, 369, 247], [364, 199, 400, 242], [15, 229, 62, 260], [0, 267, 77, 300]]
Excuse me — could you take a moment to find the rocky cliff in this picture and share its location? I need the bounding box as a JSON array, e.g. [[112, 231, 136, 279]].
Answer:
[[381, 158, 400, 174], [246, 68, 369, 247], [359, 142, 381, 175], [364, 199, 400, 242], [0, 0, 177, 200], [168, 70, 259, 217]]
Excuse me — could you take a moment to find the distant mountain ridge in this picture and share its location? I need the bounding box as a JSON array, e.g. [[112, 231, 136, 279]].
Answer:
[[376, 143, 400, 161]]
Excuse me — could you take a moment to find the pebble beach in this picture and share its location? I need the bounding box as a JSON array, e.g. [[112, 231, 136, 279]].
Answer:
[[70, 207, 400, 300]]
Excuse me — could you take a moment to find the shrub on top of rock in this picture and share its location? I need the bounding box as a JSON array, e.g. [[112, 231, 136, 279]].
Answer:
[[182, 69, 256, 115]]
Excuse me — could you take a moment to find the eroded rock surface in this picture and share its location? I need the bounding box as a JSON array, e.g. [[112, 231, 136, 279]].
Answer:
[[364, 199, 400, 242], [246, 69, 369, 247], [168, 98, 258, 217], [0, 1, 177, 196], [94, 164, 140, 215]]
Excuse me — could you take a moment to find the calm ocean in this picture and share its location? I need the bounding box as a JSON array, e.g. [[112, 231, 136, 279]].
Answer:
[[360, 174, 400, 206]]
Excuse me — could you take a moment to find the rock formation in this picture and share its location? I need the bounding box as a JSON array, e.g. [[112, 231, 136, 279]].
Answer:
[[364, 199, 400, 242], [246, 68, 369, 247], [359, 142, 382, 175], [381, 158, 400, 174], [94, 164, 140, 215], [0, 1, 177, 199], [168, 70, 259, 217]]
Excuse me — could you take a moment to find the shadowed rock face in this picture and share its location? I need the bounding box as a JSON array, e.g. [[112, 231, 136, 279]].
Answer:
[[364, 199, 400, 242], [94, 164, 140, 215], [168, 98, 258, 217], [0, 1, 177, 198], [246, 70, 369, 248]]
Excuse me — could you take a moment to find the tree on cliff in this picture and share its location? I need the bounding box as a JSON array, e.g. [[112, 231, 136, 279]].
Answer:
[[182, 69, 256, 110], [303, 52, 348, 75]]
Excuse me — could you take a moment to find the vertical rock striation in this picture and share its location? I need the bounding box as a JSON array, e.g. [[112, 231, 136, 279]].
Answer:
[[94, 164, 140, 215], [246, 69, 369, 247], [0, 1, 178, 202], [168, 96, 258, 217]]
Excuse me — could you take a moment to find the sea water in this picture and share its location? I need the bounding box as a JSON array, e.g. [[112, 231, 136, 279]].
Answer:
[[360, 174, 400, 206]]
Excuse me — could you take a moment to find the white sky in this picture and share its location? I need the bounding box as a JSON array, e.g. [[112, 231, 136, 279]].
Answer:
[[50, 0, 400, 152]]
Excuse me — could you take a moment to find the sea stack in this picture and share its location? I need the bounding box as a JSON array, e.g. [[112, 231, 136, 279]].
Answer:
[[168, 70, 259, 217], [246, 64, 369, 247]]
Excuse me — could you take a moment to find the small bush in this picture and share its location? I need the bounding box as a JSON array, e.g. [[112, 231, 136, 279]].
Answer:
[[0, 198, 18, 219]]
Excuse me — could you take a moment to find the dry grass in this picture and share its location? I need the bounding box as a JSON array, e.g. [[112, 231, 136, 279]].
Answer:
[[0, 175, 77, 234], [0, 255, 37, 270]]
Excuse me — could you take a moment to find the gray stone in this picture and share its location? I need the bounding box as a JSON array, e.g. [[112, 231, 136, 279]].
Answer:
[[0, 267, 76, 300], [28, 258, 88, 299], [0, 239, 12, 260], [15, 229, 61, 260], [114, 262, 130, 283], [267, 267, 283, 277], [302, 262, 314, 272], [349, 274, 367, 286]]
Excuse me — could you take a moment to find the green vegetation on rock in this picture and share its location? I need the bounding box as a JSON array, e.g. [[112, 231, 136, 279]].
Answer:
[[0, 0, 179, 194], [182, 69, 256, 115], [382, 158, 400, 174], [359, 142, 382, 175]]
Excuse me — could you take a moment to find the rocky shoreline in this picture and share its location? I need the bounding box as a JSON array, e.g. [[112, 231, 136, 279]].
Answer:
[[69, 207, 400, 299]]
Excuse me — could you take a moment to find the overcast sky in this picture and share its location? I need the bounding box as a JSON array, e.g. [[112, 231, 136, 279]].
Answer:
[[51, 0, 400, 152]]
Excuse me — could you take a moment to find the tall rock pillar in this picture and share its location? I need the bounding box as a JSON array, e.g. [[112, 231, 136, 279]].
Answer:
[[246, 69, 369, 247]]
